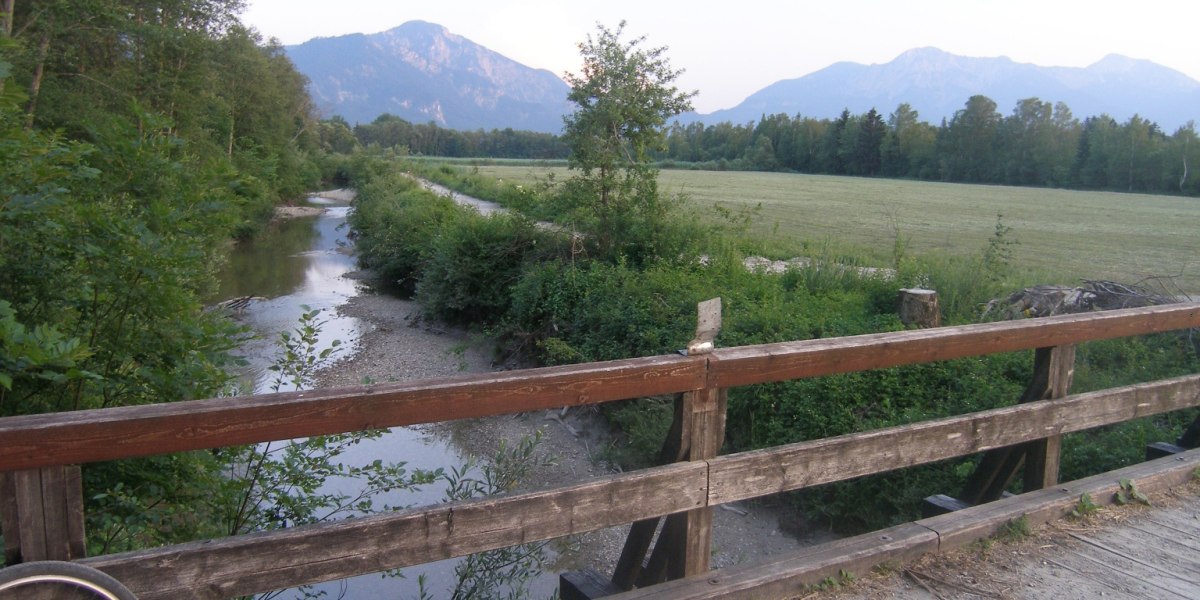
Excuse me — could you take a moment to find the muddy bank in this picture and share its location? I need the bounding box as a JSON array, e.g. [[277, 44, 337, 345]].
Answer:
[[312, 277, 833, 577]]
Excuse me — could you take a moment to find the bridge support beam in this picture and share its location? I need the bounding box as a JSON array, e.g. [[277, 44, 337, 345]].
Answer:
[[927, 344, 1075, 514], [603, 299, 726, 594], [1, 465, 86, 565]]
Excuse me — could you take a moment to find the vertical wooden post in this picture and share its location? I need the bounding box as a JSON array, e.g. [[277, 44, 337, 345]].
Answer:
[[607, 298, 724, 593], [959, 345, 1075, 504], [674, 385, 727, 578], [672, 298, 724, 578], [1023, 345, 1075, 491], [0, 465, 86, 564]]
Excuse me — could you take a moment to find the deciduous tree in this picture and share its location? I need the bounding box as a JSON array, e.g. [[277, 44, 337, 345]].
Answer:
[[561, 21, 696, 261]]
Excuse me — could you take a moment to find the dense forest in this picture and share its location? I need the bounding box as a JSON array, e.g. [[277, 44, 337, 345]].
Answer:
[[349, 97, 1199, 197], [0, 0, 336, 554]]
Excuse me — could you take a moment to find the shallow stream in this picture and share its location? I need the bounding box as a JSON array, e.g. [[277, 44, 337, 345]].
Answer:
[[214, 194, 487, 599]]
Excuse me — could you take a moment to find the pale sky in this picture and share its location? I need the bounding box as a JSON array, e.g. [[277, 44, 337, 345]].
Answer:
[[241, 0, 1200, 114]]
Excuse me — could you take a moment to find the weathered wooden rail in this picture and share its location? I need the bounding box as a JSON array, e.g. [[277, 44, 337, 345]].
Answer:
[[1, 303, 1199, 599]]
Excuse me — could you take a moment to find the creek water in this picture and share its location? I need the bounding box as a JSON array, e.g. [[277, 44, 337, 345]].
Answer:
[[214, 195, 489, 599]]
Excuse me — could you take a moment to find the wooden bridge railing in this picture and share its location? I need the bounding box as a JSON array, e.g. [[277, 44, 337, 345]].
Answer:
[[1, 303, 1199, 599]]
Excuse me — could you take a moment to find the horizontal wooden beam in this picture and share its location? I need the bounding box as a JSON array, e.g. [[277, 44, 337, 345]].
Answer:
[[608, 448, 1200, 599], [82, 462, 708, 600], [76, 375, 1200, 598], [2, 304, 1197, 473], [0, 355, 705, 472], [708, 303, 1200, 388], [707, 374, 1200, 505]]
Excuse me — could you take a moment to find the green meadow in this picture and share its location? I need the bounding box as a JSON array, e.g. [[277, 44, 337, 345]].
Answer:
[[472, 165, 1200, 293]]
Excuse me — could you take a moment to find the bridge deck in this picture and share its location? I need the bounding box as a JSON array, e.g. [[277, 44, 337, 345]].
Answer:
[[839, 489, 1200, 599]]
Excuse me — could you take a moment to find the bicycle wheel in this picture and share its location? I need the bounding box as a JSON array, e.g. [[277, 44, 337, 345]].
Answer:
[[0, 561, 138, 600]]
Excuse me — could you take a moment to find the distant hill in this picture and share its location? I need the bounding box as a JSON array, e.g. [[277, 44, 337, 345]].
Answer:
[[690, 48, 1200, 131], [286, 21, 572, 133]]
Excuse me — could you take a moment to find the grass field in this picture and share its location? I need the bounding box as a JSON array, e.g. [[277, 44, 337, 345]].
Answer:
[[471, 165, 1200, 293]]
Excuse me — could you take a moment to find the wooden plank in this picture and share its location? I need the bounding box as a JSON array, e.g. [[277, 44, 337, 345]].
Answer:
[[707, 374, 1200, 505], [605, 449, 1200, 600], [1070, 528, 1200, 581], [707, 303, 1200, 388], [2, 467, 86, 563], [13, 469, 47, 562], [638, 512, 686, 587], [64, 466, 85, 560], [679, 387, 727, 578], [0, 471, 19, 564], [561, 568, 623, 600], [0, 354, 706, 472], [921, 447, 1200, 551], [961, 344, 1075, 504], [37, 465, 71, 561], [1023, 345, 1074, 492], [608, 523, 938, 599], [81, 462, 708, 600], [3, 305, 1197, 475], [613, 394, 690, 589]]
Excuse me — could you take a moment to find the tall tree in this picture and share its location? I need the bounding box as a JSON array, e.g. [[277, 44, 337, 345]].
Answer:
[[855, 107, 886, 175], [941, 95, 1000, 182], [561, 21, 696, 261]]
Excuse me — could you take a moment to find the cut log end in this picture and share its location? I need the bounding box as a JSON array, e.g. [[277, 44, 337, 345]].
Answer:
[[898, 289, 941, 328]]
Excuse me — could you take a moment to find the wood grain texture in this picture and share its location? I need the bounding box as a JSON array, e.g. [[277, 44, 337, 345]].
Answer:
[[707, 374, 1200, 505], [2, 304, 1196, 474], [81, 462, 707, 600], [707, 303, 1200, 388], [921, 447, 1200, 551], [0, 471, 18, 564], [605, 449, 1200, 600], [0, 354, 706, 472], [1022, 345, 1075, 491], [607, 523, 938, 599]]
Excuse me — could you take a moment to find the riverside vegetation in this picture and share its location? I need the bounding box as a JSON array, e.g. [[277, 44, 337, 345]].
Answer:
[[343, 152, 1199, 531], [0, 0, 449, 574], [333, 23, 1199, 533], [339, 151, 1198, 534], [2, 6, 1197, 594]]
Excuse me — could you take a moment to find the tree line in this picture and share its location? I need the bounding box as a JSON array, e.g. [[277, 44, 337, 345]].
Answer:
[[339, 95, 1199, 197], [341, 113, 567, 159], [660, 97, 1198, 196]]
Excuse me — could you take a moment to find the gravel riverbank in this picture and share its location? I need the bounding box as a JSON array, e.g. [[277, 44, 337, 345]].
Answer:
[[311, 276, 833, 579]]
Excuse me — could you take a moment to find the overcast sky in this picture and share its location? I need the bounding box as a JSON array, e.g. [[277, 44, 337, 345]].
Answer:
[[241, 0, 1200, 114]]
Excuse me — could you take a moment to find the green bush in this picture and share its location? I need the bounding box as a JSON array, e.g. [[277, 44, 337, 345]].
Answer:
[[416, 211, 555, 325], [349, 173, 465, 293]]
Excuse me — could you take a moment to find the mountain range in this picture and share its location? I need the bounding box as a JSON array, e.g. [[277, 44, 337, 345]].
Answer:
[[286, 21, 571, 132], [286, 22, 1200, 133], [696, 47, 1200, 130]]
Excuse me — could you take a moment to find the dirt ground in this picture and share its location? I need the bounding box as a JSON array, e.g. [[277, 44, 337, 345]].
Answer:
[[312, 281, 834, 579]]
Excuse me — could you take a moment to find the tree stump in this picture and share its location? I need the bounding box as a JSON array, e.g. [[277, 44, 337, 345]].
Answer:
[[897, 288, 941, 328]]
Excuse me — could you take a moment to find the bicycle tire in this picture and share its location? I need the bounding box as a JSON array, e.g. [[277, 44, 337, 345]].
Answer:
[[0, 561, 138, 600]]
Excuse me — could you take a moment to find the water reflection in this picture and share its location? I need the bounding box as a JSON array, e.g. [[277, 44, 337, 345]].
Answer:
[[216, 196, 487, 598]]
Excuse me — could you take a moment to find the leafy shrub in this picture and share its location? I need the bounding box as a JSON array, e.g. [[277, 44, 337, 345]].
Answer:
[[349, 173, 464, 293], [416, 212, 556, 325]]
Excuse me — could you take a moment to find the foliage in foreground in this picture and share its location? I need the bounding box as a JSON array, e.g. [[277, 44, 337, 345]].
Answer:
[[0, 5, 330, 566]]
